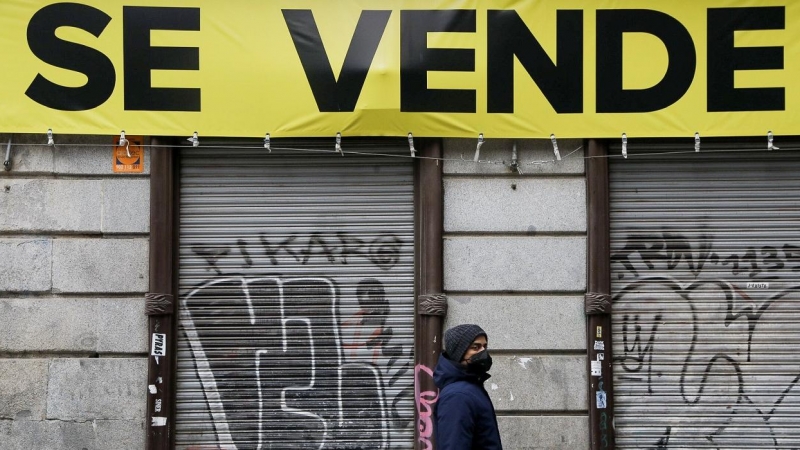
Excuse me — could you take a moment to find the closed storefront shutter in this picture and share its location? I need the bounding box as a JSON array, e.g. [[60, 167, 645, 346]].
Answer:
[[174, 141, 415, 449], [610, 142, 800, 448]]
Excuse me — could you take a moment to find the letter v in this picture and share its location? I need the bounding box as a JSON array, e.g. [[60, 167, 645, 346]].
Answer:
[[283, 10, 391, 112]]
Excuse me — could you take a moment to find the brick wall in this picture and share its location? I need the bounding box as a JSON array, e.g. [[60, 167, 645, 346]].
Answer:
[[0, 134, 149, 449]]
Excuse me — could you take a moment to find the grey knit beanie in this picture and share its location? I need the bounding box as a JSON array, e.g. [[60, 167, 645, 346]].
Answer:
[[444, 324, 487, 362]]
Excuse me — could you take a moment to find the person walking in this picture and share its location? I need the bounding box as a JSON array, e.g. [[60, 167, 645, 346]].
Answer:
[[433, 323, 503, 449]]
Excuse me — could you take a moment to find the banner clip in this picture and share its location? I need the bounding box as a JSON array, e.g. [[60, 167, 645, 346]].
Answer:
[[621, 133, 628, 159], [119, 130, 131, 157], [768, 131, 779, 151], [264, 133, 271, 153], [335, 132, 343, 156], [510, 141, 522, 175], [188, 131, 199, 147], [550, 134, 561, 161], [694, 132, 700, 153], [408, 132, 416, 158], [47, 129, 55, 147], [473, 133, 484, 162]]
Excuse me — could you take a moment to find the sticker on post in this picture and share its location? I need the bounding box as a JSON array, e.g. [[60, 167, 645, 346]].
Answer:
[[746, 282, 769, 289], [594, 340, 605, 351], [596, 326, 602, 339], [113, 135, 144, 173], [151, 333, 166, 357], [596, 390, 607, 409], [597, 353, 605, 361], [591, 360, 602, 376], [151, 416, 167, 427]]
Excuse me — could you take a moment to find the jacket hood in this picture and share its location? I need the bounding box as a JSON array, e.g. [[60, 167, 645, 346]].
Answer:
[[433, 354, 490, 389]]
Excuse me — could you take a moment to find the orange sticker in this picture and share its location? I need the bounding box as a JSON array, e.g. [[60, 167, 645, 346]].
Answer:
[[113, 136, 144, 173]]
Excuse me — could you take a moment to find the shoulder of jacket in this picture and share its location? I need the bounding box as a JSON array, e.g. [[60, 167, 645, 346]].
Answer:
[[440, 381, 483, 401]]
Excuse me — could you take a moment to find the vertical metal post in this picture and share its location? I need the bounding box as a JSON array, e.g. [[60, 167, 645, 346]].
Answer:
[[414, 139, 446, 450], [586, 139, 615, 450], [146, 139, 177, 450]]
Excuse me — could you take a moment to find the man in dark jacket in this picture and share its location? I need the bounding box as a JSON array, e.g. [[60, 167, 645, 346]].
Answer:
[[433, 324, 503, 450]]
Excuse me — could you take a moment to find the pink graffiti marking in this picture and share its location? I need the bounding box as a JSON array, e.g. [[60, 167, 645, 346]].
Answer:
[[415, 364, 439, 450]]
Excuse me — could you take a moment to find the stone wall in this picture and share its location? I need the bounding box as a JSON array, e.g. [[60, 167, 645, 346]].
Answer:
[[0, 134, 149, 449], [442, 138, 588, 449]]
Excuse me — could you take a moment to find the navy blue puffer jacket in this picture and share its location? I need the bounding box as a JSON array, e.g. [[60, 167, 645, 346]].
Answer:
[[433, 354, 503, 450]]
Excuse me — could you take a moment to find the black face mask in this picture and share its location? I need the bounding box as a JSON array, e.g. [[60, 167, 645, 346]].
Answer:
[[466, 350, 492, 374]]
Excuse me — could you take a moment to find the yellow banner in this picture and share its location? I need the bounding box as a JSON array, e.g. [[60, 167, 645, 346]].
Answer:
[[0, 1, 796, 138]]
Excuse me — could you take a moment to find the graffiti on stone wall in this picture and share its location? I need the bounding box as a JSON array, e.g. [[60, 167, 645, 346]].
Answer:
[[612, 231, 800, 449], [180, 233, 413, 449]]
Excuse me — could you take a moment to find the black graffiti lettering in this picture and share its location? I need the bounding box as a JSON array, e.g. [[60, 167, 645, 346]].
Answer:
[[782, 244, 800, 272], [487, 9, 583, 114], [237, 239, 252, 266], [191, 246, 230, 275], [259, 234, 299, 265], [302, 232, 337, 264], [283, 10, 391, 112], [336, 232, 367, 264], [25, 3, 115, 111], [618, 313, 660, 394], [596, 9, 696, 113], [400, 10, 476, 113], [123, 7, 200, 111], [761, 246, 784, 273], [707, 7, 785, 112]]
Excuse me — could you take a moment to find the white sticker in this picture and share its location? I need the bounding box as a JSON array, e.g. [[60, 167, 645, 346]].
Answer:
[[155, 399, 162, 413], [594, 340, 605, 351], [591, 360, 602, 376], [597, 352, 605, 361], [151, 333, 166, 357], [596, 390, 607, 409], [746, 282, 769, 289], [148, 385, 157, 394], [151, 416, 167, 427]]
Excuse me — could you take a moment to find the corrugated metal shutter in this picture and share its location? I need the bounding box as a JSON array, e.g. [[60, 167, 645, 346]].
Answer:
[[175, 141, 415, 449], [610, 142, 800, 449]]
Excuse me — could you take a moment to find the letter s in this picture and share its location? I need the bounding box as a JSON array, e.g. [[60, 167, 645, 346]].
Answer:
[[25, 3, 115, 111]]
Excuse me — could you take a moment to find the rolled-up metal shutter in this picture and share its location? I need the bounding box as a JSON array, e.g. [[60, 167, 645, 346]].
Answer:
[[610, 142, 800, 449], [175, 141, 415, 449]]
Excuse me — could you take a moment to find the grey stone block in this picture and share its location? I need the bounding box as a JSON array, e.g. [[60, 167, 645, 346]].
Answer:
[[0, 298, 147, 353], [444, 138, 584, 175], [0, 359, 48, 420], [444, 178, 586, 232], [487, 355, 587, 411], [52, 238, 149, 293], [445, 296, 586, 350], [0, 418, 144, 450], [0, 179, 103, 233], [0, 239, 52, 292], [102, 179, 150, 233], [47, 358, 147, 420], [497, 415, 589, 449], [444, 237, 586, 291], [53, 135, 152, 176], [0, 133, 55, 174]]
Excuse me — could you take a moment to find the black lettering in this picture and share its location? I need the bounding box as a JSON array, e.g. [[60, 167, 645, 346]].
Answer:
[[401, 10, 476, 113], [487, 10, 583, 113], [596, 9, 696, 113], [123, 7, 200, 111], [283, 10, 391, 112], [707, 7, 785, 112], [25, 3, 115, 111]]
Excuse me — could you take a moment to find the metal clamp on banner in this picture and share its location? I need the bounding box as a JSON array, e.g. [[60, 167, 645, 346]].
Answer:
[[264, 133, 271, 153], [119, 130, 131, 157], [4, 136, 12, 171], [694, 132, 700, 153], [188, 131, 199, 147], [335, 132, 343, 156], [510, 141, 522, 174], [768, 131, 779, 151], [47, 129, 55, 146], [550, 134, 561, 161], [408, 132, 416, 158], [621, 133, 628, 159], [473, 133, 484, 162]]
